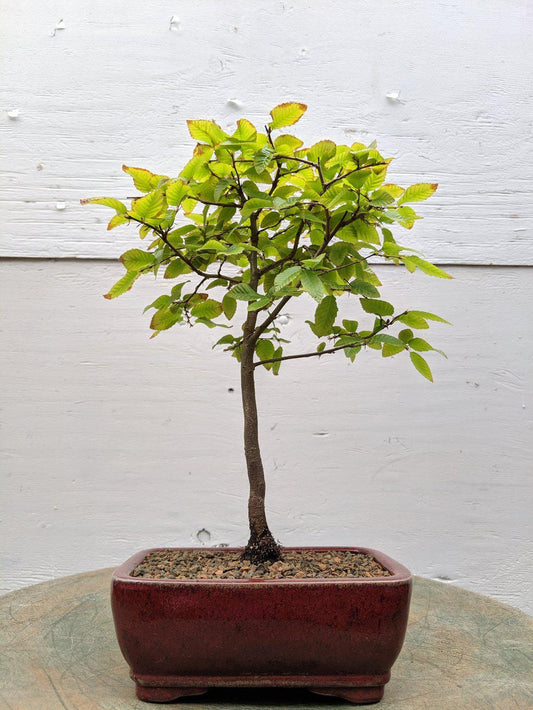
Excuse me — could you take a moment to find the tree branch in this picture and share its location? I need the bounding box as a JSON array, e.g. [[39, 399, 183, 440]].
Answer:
[[129, 217, 240, 284], [252, 296, 292, 344], [323, 161, 388, 190], [258, 220, 305, 277], [254, 312, 408, 368]]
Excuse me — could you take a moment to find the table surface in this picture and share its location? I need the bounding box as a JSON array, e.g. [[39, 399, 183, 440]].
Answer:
[[0, 569, 532, 709]]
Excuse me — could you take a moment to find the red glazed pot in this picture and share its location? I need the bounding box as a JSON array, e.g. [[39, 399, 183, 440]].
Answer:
[[111, 547, 411, 705]]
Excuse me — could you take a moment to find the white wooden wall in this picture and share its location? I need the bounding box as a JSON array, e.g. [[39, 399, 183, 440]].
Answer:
[[1, 0, 532, 611]]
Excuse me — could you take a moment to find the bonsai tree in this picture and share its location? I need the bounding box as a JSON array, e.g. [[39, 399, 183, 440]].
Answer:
[[82, 103, 450, 564]]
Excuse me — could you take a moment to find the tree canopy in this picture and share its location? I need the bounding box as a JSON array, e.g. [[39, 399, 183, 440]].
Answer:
[[82, 102, 450, 381]]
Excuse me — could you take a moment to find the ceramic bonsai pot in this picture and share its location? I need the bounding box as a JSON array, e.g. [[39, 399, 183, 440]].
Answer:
[[111, 546, 411, 705]]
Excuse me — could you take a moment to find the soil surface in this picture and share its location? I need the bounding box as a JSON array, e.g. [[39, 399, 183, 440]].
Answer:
[[131, 549, 391, 580]]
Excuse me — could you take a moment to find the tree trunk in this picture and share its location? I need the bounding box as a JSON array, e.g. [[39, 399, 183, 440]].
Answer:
[[240, 339, 281, 564]]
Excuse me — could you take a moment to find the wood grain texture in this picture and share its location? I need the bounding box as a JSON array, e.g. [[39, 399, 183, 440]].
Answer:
[[1, 0, 532, 262], [1, 260, 532, 613], [1, 570, 532, 708]]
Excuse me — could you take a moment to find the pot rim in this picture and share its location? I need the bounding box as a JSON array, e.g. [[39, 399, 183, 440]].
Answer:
[[112, 546, 411, 586]]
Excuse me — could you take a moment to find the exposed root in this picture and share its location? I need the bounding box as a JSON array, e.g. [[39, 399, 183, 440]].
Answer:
[[242, 528, 282, 564]]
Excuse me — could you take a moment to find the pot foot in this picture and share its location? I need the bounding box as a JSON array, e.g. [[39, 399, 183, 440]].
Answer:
[[135, 684, 207, 703], [311, 686, 384, 705]]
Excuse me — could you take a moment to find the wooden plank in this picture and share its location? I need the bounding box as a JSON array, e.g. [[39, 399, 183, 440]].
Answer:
[[1, 260, 532, 613], [1, 0, 532, 261]]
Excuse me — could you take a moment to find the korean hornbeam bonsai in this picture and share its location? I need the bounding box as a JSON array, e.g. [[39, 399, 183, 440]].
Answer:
[[82, 102, 450, 565]]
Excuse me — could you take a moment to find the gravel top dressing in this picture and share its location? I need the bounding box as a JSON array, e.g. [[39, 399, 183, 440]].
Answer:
[[131, 549, 391, 580]]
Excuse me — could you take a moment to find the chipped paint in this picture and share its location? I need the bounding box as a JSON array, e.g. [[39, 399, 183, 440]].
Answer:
[[169, 15, 180, 31], [385, 90, 403, 103]]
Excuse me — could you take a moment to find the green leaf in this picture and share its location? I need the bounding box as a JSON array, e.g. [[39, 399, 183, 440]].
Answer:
[[398, 183, 438, 205], [409, 310, 451, 324], [405, 256, 453, 279], [254, 146, 274, 173], [352, 221, 380, 245], [398, 312, 429, 329], [256, 339, 275, 368], [191, 299, 223, 319], [409, 337, 433, 352], [222, 293, 237, 319], [269, 102, 307, 129], [360, 298, 394, 317], [247, 297, 271, 311], [166, 180, 188, 206], [120, 249, 156, 272], [300, 270, 325, 302], [241, 196, 273, 216], [371, 334, 404, 347], [130, 190, 167, 220], [314, 295, 338, 336], [229, 283, 261, 301], [269, 346, 281, 375], [143, 294, 171, 313], [274, 265, 302, 291], [410, 352, 433, 381], [150, 309, 181, 331], [399, 328, 414, 343], [164, 259, 189, 279], [349, 279, 380, 298], [103, 271, 138, 299], [213, 334, 236, 348], [342, 319, 358, 332], [233, 118, 257, 142], [80, 196, 127, 214], [187, 119, 227, 146], [382, 343, 405, 357]]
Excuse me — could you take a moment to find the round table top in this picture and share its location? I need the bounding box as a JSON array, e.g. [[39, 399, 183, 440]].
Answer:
[[0, 569, 532, 709]]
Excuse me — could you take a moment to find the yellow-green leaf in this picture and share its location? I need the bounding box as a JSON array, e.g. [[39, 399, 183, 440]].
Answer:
[[191, 299, 223, 319], [410, 352, 433, 381], [274, 134, 304, 153], [187, 119, 227, 146], [166, 180, 188, 206], [122, 165, 167, 193], [130, 190, 167, 220], [405, 256, 453, 279], [222, 293, 237, 319], [233, 119, 257, 142], [314, 295, 337, 336], [103, 271, 138, 299], [269, 102, 307, 130], [107, 214, 129, 230], [274, 265, 301, 290], [164, 259, 189, 279], [300, 269, 325, 302], [398, 183, 438, 205], [381, 184, 405, 198], [80, 197, 127, 214], [150, 309, 181, 330], [308, 140, 336, 163], [120, 249, 155, 272]]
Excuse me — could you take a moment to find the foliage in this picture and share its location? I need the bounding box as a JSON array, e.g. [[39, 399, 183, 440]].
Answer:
[[82, 103, 450, 382]]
